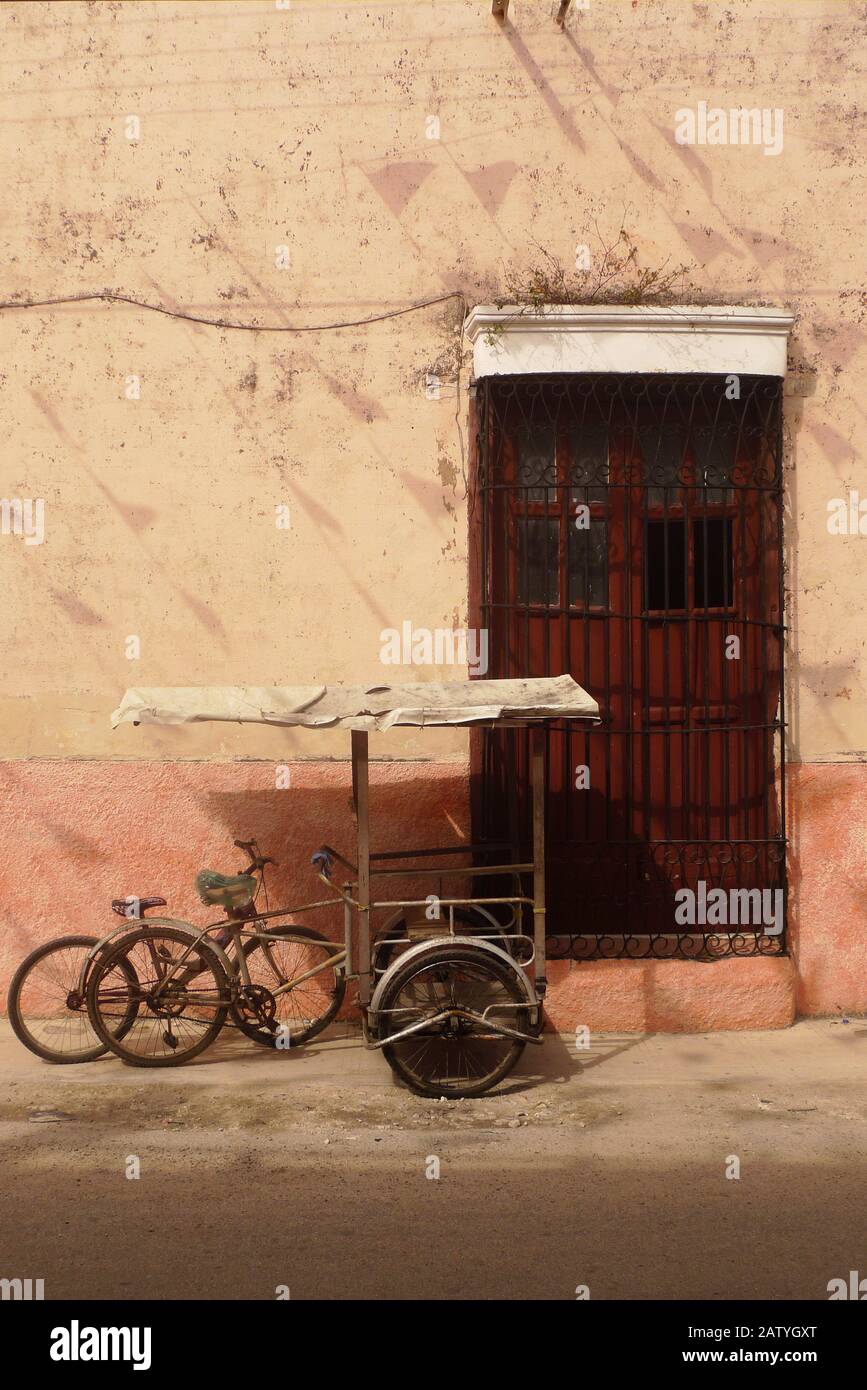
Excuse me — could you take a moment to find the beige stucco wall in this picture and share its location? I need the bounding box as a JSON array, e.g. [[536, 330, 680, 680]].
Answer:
[[0, 0, 864, 765]]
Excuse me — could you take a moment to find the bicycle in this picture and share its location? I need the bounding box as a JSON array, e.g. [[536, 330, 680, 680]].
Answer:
[[85, 839, 347, 1066]]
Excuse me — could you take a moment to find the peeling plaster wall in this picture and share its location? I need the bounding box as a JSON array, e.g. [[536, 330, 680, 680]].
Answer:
[[1, 0, 866, 1020]]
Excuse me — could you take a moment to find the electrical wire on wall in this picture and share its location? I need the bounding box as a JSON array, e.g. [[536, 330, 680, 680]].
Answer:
[[0, 287, 470, 494]]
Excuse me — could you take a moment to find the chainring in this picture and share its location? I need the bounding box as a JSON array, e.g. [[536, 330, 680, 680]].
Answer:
[[236, 983, 278, 1029]]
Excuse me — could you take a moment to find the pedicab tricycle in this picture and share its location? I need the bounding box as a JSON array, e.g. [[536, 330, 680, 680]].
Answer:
[[92, 675, 599, 1097]]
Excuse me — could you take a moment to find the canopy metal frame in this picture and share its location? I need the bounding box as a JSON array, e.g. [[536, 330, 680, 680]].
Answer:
[[335, 723, 549, 1011]]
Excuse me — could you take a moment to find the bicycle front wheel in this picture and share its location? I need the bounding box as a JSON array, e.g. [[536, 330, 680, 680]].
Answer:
[[87, 926, 230, 1067], [236, 926, 345, 1047]]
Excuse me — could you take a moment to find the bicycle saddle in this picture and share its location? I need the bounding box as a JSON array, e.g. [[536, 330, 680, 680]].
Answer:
[[195, 870, 256, 909], [111, 896, 167, 918]]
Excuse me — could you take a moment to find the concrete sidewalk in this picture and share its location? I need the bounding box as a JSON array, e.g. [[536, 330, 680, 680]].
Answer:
[[0, 1017, 865, 1299]]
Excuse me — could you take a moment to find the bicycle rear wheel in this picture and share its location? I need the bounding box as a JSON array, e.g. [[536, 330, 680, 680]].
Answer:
[[7, 935, 138, 1065], [87, 926, 230, 1067]]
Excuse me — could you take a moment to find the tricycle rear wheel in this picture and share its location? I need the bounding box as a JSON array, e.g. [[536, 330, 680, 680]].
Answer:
[[377, 942, 534, 1099]]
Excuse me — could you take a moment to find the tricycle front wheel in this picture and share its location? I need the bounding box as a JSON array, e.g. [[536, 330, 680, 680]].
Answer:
[[377, 942, 534, 1099]]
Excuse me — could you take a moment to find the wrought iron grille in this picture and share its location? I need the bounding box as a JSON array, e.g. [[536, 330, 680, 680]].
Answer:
[[470, 372, 786, 960]]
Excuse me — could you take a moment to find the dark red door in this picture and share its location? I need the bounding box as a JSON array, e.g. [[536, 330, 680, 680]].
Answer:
[[470, 373, 785, 956]]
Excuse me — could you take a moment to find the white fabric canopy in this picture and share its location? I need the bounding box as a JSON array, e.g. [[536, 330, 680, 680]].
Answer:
[[112, 675, 600, 733]]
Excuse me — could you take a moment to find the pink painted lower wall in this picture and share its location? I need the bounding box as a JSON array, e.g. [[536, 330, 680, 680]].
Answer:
[[787, 762, 867, 1018], [0, 759, 471, 992], [0, 759, 862, 1029], [543, 957, 794, 1032]]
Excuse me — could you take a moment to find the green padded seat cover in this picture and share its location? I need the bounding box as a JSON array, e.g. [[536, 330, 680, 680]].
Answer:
[[195, 869, 256, 909]]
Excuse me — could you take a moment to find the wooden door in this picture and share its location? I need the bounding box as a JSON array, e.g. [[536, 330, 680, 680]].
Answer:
[[471, 373, 785, 955]]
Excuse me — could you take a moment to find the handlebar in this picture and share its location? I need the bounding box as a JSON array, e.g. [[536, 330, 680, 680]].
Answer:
[[310, 850, 333, 880], [233, 838, 278, 873], [311, 844, 357, 881]]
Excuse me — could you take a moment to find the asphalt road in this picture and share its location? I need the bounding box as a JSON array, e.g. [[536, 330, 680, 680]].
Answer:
[[0, 1018, 865, 1300]]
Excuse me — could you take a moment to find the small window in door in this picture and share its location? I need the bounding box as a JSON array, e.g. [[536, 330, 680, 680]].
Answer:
[[694, 517, 734, 608], [569, 422, 609, 606], [569, 423, 609, 503], [568, 519, 607, 606], [518, 517, 559, 605], [645, 519, 686, 610], [516, 423, 557, 502], [639, 425, 686, 506], [693, 427, 735, 505]]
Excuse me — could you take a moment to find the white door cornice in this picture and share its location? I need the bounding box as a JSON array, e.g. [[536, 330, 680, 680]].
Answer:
[[465, 304, 796, 379]]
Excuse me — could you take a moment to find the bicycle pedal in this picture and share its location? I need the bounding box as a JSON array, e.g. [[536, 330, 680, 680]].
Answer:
[[162, 1032, 179, 1049]]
